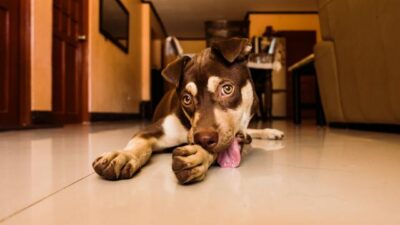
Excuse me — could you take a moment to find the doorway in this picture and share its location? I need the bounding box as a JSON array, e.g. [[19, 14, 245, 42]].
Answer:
[[52, 0, 88, 124], [0, 0, 30, 129]]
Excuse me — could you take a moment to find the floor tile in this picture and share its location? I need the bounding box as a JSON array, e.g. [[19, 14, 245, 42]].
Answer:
[[1, 121, 400, 224]]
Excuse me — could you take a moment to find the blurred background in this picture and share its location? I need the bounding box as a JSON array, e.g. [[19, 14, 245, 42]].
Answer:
[[1, 0, 399, 131]]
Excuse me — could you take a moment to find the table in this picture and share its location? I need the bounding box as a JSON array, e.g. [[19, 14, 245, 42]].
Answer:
[[249, 68, 272, 121], [288, 54, 326, 125], [247, 61, 280, 121]]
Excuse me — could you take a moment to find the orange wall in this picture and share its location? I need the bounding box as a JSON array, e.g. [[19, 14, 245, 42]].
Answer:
[[179, 40, 207, 54], [176, 15, 321, 55], [249, 14, 321, 41], [89, 0, 143, 113], [151, 39, 162, 70], [31, 0, 52, 111], [140, 4, 151, 102]]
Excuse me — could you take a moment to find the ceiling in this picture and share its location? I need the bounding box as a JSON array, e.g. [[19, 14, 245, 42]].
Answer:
[[145, 0, 318, 38]]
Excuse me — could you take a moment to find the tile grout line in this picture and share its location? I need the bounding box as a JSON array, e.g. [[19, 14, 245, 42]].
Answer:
[[0, 172, 95, 223]]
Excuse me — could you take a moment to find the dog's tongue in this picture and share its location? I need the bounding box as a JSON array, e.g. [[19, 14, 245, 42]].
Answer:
[[217, 138, 241, 168]]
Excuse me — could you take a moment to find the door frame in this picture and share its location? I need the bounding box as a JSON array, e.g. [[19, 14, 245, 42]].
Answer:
[[18, 0, 31, 127], [81, 0, 89, 122]]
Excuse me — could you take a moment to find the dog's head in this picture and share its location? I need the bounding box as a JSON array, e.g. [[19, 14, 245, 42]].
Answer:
[[162, 38, 258, 156]]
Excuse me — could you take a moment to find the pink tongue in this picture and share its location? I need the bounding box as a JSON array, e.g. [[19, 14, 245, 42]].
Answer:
[[217, 138, 241, 168]]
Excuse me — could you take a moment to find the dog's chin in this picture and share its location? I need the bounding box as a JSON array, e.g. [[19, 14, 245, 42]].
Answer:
[[215, 137, 242, 168], [214, 131, 248, 154], [213, 139, 235, 153]]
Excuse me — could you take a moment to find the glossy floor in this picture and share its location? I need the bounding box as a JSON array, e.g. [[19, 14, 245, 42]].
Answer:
[[0, 121, 399, 225]]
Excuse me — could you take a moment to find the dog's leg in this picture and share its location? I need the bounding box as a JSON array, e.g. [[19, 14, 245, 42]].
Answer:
[[172, 145, 216, 184], [247, 128, 284, 140], [92, 114, 188, 180]]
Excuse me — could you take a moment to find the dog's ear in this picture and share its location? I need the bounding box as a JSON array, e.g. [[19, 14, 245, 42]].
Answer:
[[211, 38, 252, 63], [161, 56, 190, 87]]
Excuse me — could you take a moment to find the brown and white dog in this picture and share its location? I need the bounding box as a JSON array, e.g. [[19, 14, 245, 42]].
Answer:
[[92, 38, 284, 184]]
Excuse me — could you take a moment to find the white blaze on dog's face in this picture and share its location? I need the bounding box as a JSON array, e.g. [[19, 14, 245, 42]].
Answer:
[[185, 82, 198, 97], [211, 78, 254, 150], [177, 45, 258, 154]]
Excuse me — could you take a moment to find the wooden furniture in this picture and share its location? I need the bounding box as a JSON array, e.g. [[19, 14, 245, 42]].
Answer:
[[249, 68, 273, 121], [315, 0, 400, 127], [289, 54, 325, 125], [0, 0, 31, 129], [52, 0, 88, 124], [275, 31, 317, 120]]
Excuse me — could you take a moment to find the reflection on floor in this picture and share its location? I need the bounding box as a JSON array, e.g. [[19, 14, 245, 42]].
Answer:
[[1, 121, 400, 224]]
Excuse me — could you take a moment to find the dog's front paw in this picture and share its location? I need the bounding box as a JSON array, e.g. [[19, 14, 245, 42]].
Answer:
[[263, 128, 285, 140], [92, 151, 140, 180], [172, 145, 214, 184]]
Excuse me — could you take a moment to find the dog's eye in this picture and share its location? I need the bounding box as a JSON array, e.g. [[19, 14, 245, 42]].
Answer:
[[221, 84, 234, 96], [182, 94, 192, 105]]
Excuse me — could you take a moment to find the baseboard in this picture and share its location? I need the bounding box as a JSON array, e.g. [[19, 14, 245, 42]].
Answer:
[[90, 113, 141, 122], [272, 116, 288, 120], [140, 101, 153, 120], [330, 122, 400, 133], [31, 111, 58, 125]]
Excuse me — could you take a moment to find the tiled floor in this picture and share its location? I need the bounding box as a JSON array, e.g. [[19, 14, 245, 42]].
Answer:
[[1, 121, 400, 225]]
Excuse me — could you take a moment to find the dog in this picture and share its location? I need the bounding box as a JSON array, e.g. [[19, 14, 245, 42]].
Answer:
[[92, 38, 284, 184]]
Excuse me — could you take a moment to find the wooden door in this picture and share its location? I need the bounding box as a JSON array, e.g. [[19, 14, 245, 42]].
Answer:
[[52, 0, 86, 124], [0, 0, 20, 127]]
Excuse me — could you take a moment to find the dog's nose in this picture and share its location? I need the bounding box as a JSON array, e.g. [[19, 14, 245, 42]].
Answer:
[[194, 130, 218, 150]]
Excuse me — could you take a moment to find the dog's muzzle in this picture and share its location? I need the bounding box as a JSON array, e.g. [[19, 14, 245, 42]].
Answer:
[[193, 129, 218, 151]]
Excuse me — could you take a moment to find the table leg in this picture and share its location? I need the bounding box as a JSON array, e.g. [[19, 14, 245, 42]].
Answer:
[[257, 92, 265, 120], [315, 79, 326, 126], [265, 72, 273, 120], [293, 72, 301, 124]]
